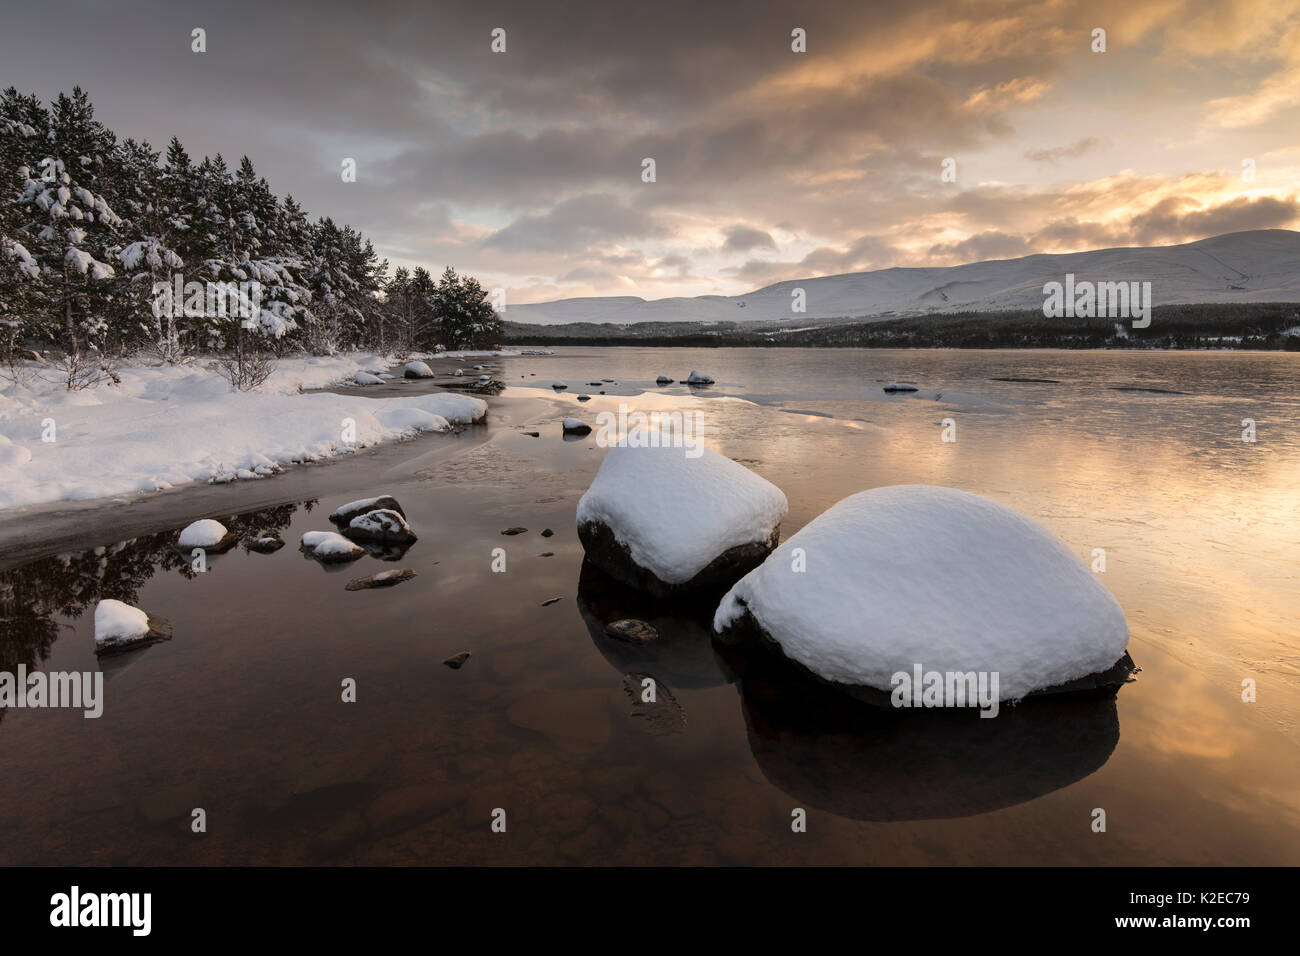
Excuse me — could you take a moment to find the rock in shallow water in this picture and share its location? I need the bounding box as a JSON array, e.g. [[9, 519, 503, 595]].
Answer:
[[300, 531, 366, 563], [443, 651, 471, 669], [244, 535, 285, 553], [329, 495, 406, 524], [345, 508, 417, 545], [93, 600, 172, 654], [604, 619, 660, 645], [177, 519, 238, 552], [714, 485, 1133, 703], [576, 445, 787, 597], [345, 568, 417, 590]]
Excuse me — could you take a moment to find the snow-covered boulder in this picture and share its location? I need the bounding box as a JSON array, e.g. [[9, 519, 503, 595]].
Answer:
[[177, 518, 238, 552], [300, 530, 366, 563], [403, 361, 434, 378], [94, 599, 171, 652], [562, 418, 592, 435], [685, 370, 714, 385], [577, 445, 788, 596], [714, 485, 1132, 703], [354, 371, 384, 386], [0, 434, 32, 468], [345, 508, 417, 544], [329, 495, 405, 524]]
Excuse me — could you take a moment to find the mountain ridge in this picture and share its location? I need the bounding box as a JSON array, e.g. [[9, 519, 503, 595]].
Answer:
[[509, 229, 1300, 325]]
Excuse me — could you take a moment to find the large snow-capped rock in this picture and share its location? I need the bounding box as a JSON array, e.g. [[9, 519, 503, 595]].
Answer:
[[714, 485, 1130, 702], [577, 445, 788, 595]]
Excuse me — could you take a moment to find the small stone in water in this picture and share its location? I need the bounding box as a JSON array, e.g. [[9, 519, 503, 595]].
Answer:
[[501, 527, 528, 535], [443, 651, 471, 669]]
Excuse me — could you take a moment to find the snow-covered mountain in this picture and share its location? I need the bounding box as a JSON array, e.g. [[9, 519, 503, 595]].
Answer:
[[510, 230, 1300, 325]]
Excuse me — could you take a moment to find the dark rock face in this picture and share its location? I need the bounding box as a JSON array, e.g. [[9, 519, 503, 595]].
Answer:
[[244, 535, 285, 553], [715, 603, 1139, 707], [343, 509, 417, 545], [329, 496, 406, 525], [345, 568, 417, 591], [576, 519, 780, 598], [443, 651, 471, 669]]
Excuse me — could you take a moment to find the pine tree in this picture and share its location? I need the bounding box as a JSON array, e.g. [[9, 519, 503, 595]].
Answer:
[[11, 88, 123, 384], [432, 266, 501, 350]]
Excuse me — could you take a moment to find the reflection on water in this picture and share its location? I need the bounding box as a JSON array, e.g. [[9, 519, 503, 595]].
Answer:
[[0, 347, 1298, 864], [0, 503, 307, 708], [721, 641, 1120, 822]]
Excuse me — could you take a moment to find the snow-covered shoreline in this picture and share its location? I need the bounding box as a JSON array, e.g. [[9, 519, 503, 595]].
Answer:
[[0, 353, 488, 511]]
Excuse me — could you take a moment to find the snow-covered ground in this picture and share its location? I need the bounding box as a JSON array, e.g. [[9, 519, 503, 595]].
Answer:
[[0, 354, 486, 511]]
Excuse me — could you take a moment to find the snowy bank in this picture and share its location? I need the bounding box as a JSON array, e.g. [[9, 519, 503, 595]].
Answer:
[[0, 356, 486, 511], [714, 485, 1131, 702], [577, 444, 788, 595]]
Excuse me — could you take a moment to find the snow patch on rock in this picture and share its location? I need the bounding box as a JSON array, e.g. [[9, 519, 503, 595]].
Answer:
[[714, 485, 1129, 701], [578, 444, 788, 585]]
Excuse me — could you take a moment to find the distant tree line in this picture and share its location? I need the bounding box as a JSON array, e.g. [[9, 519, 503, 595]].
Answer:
[[0, 87, 501, 387], [505, 302, 1300, 350]]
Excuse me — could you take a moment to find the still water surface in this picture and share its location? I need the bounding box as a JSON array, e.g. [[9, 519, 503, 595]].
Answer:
[[1, 348, 1297, 864]]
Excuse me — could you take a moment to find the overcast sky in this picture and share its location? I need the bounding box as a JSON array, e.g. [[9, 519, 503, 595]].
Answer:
[[3, 0, 1299, 303]]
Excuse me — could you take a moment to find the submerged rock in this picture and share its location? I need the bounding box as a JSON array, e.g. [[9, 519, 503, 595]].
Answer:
[[501, 527, 528, 536], [714, 485, 1133, 704], [622, 673, 687, 735], [576, 444, 787, 597], [604, 619, 659, 645], [882, 382, 919, 393], [345, 568, 417, 590], [443, 651, 471, 669], [244, 535, 285, 553]]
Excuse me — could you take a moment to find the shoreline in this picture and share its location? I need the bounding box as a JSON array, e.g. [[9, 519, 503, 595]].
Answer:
[[0, 391, 552, 571]]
